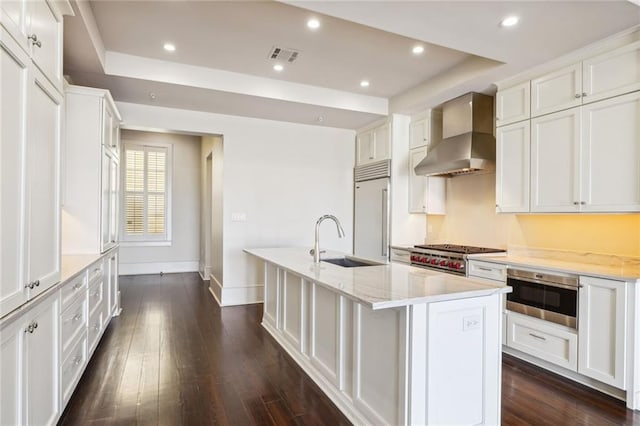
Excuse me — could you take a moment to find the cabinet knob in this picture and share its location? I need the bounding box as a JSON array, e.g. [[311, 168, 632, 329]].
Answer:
[[573, 201, 579, 205], [574, 94, 581, 98], [580, 201, 586, 205], [582, 92, 587, 97], [28, 34, 42, 48], [34, 280, 40, 287]]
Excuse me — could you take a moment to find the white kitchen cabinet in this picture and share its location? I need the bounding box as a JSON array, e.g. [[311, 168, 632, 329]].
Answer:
[[580, 91, 640, 212], [530, 108, 581, 212], [496, 120, 530, 213], [582, 40, 640, 104], [578, 276, 627, 389], [0, 26, 29, 316], [507, 311, 578, 371], [106, 250, 120, 316], [409, 110, 442, 149], [63, 86, 121, 255], [25, 67, 62, 299], [0, 291, 60, 426], [531, 63, 583, 117], [496, 81, 531, 126], [282, 271, 304, 351], [356, 122, 390, 165], [408, 146, 445, 214], [1, 0, 66, 91]]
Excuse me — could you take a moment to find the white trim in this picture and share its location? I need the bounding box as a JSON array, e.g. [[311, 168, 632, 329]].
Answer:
[[208, 276, 264, 306], [118, 261, 198, 275], [119, 241, 172, 248]]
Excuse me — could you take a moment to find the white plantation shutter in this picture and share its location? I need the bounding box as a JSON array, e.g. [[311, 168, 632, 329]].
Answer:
[[123, 143, 171, 242]]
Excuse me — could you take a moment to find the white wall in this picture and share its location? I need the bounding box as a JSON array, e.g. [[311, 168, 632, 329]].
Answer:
[[119, 130, 202, 274], [117, 103, 355, 305]]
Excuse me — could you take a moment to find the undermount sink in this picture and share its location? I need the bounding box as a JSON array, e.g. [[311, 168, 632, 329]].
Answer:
[[321, 257, 380, 268]]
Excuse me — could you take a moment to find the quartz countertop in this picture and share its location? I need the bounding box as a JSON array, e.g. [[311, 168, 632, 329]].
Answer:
[[478, 255, 640, 281], [61, 253, 104, 282], [244, 247, 510, 310]]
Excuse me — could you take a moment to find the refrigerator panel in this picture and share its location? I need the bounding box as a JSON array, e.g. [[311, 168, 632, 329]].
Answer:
[[354, 177, 390, 262]]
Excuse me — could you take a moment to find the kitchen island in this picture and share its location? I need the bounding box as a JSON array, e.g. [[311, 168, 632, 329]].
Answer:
[[245, 247, 511, 425]]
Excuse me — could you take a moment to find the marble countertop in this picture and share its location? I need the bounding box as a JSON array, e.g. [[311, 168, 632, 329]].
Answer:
[[477, 255, 640, 281], [245, 248, 510, 310], [61, 253, 104, 282]]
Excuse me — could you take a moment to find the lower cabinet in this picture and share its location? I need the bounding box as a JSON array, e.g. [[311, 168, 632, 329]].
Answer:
[[0, 290, 60, 426], [578, 276, 627, 388]]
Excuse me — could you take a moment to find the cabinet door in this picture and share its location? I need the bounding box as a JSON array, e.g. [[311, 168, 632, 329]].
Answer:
[[581, 92, 640, 212], [408, 147, 427, 213], [25, 68, 61, 297], [531, 108, 581, 212], [108, 251, 119, 315], [0, 316, 26, 425], [410, 118, 428, 149], [25, 292, 60, 426], [496, 121, 530, 213], [531, 63, 582, 117], [583, 41, 640, 104], [356, 130, 374, 165], [1, 0, 29, 52], [27, 0, 62, 90], [101, 149, 117, 252], [496, 81, 530, 126], [578, 276, 627, 389], [0, 27, 29, 316], [109, 155, 119, 245], [373, 123, 390, 161]]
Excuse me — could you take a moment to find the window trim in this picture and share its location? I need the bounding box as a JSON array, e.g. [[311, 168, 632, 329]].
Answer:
[[120, 140, 173, 245]]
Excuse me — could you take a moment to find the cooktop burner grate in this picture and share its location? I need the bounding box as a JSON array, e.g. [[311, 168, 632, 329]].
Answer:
[[413, 244, 505, 254]]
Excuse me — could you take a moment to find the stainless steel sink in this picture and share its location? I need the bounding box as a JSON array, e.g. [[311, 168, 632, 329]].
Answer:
[[321, 257, 380, 268]]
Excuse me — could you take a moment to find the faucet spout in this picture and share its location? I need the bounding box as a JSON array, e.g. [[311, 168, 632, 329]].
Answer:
[[313, 215, 346, 263]]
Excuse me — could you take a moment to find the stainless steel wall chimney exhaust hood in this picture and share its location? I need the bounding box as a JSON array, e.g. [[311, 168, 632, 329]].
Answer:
[[414, 92, 495, 177]]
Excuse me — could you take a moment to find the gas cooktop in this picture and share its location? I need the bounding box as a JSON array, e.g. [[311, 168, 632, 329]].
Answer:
[[413, 244, 505, 255]]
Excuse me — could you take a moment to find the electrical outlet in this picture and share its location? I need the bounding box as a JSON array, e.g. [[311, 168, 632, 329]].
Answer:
[[463, 315, 481, 331]]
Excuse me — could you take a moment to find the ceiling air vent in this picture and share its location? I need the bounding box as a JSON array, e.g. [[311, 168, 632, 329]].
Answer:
[[269, 46, 300, 63]]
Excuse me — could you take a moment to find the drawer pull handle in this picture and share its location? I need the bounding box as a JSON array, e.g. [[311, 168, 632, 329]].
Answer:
[[73, 282, 83, 290], [477, 267, 493, 272], [93, 291, 100, 298], [73, 356, 82, 366], [72, 314, 82, 322], [529, 333, 546, 341]]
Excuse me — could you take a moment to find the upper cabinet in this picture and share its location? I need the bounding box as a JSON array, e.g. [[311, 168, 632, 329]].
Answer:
[[495, 38, 640, 214], [530, 41, 640, 118], [496, 82, 530, 127], [63, 86, 122, 254], [1, 21, 64, 317], [356, 122, 390, 165], [408, 147, 446, 214], [409, 109, 442, 149], [1, 0, 66, 91]]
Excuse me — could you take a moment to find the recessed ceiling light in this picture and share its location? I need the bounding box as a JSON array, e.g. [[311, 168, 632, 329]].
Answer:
[[500, 16, 519, 27], [412, 45, 425, 55], [149, 92, 157, 100], [307, 18, 320, 29], [163, 43, 176, 52], [273, 64, 284, 72], [360, 80, 370, 88]]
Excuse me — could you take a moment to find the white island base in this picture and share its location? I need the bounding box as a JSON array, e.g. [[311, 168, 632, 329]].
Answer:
[[247, 248, 508, 425]]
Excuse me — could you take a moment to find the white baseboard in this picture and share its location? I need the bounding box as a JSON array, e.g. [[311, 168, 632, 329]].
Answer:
[[119, 261, 199, 276], [208, 275, 263, 307]]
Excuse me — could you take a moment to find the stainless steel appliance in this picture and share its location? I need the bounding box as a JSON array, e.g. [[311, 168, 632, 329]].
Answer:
[[414, 92, 495, 177], [506, 268, 580, 329], [410, 244, 505, 276], [353, 160, 390, 263]]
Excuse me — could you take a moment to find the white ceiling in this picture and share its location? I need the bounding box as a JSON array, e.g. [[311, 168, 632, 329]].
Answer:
[[63, 0, 640, 129]]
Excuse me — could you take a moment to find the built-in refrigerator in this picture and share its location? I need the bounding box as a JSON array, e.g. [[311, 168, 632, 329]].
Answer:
[[353, 160, 390, 263]]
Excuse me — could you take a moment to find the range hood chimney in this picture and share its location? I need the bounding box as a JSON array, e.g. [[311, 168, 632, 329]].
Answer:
[[414, 92, 495, 177]]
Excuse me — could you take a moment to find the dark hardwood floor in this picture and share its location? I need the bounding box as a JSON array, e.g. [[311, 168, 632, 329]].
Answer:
[[59, 273, 639, 425]]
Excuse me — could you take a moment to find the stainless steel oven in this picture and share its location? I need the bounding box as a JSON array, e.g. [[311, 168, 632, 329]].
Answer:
[[506, 268, 580, 329]]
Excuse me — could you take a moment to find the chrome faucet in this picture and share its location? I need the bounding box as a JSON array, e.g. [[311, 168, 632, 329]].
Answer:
[[312, 215, 346, 263]]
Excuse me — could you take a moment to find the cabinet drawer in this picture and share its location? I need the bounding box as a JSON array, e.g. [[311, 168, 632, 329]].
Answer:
[[88, 261, 104, 284], [60, 272, 87, 311], [88, 307, 104, 355], [507, 312, 577, 371], [88, 276, 104, 317], [61, 295, 87, 361], [390, 248, 411, 264], [61, 333, 87, 405], [467, 260, 506, 282]]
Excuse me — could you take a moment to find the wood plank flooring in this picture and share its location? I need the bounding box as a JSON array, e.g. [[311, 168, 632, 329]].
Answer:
[[59, 272, 640, 425]]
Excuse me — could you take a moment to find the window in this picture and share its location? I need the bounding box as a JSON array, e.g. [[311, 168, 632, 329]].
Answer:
[[122, 141, 172, 244]]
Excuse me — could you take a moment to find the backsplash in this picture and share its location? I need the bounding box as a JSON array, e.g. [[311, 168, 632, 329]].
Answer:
[[426, 173, 640, 258]]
